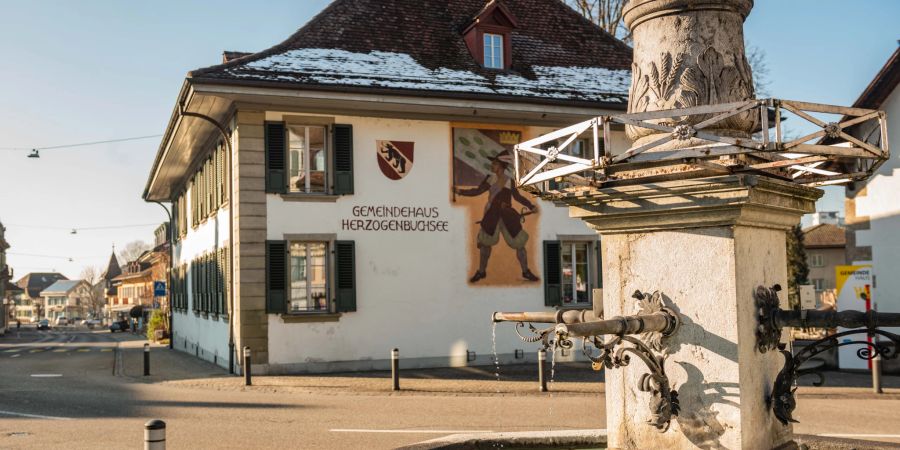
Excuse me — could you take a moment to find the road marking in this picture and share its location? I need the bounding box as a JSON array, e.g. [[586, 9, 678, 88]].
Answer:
[[52, 349, 68, 353], [330, 429, 494, 434], [818, 433, 900, 439], [100, 349, 113, 352], [3, 348, 23, 353], [30, 374, 62, 378], [11, 354, 20, 358], [28, 349, 43, 353], [77, 348, 91, 352], [0, 410, 72, 421]]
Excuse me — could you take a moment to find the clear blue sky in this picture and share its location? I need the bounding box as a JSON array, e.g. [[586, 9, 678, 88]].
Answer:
[[0, 0, 897, 278]]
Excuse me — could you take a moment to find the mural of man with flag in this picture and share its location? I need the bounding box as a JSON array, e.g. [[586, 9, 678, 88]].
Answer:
[[455, 149, 539, 283]]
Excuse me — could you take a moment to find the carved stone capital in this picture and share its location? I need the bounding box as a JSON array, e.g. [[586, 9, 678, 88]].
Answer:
[[623, 0, 757, 147]]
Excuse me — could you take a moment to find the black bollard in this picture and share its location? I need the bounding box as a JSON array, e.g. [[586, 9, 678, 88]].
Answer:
[[391, 348, 400, 391], [538, 349, 547, 392], [243, 346, 252, 386], [144, 419, 166, 450], [143, 343, 150, 376]]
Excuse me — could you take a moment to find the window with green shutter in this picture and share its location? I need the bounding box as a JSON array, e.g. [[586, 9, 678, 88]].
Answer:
[[334, 240, 356, 312], [332, 124, 354, 195], [265, 122, 287, 193], [543, 241, 562, 307], [266, 240, 287, 314]]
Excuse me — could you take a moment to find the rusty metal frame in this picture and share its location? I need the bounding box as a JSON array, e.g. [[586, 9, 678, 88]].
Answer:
[[514, 98, 888, 191]]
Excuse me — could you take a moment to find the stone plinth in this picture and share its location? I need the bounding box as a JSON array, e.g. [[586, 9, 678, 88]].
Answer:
[[567, 175, 821, 449]]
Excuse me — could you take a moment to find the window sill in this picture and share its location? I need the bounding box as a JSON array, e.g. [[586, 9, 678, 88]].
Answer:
[[279, 312, 341, 323], [558, 304, 593, 311], [280, 193, 340, 203]]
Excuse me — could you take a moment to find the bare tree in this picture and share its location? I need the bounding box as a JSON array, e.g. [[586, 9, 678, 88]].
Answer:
[[79, 266, 107, 317], [746, 44, 771, 98], [565, 0, 631, 43], [118, 240, 150, 264]]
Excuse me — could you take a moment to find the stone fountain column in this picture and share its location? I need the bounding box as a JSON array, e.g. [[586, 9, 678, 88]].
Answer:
[[567, 1, 822, 448]]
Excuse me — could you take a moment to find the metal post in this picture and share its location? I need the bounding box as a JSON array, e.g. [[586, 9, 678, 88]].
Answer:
[[144, 419, 166, 450], [538, 349, 547, 392], [873, 347, 883, 394], [243, 346, 252, 386], [143, 343, 150, 376], [391, 348, 400, 391]]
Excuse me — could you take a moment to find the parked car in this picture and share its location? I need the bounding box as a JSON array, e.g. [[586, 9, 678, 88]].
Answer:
[[83, 319, 101, 329], [54, 317, 68, 326], [36, 319, 50, 330], [109, 320, 129, 333]]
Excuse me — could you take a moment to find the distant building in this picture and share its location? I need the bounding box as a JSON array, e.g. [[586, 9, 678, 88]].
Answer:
[[40, 280, 92, 322], [110, 237, 169, 325], [802, 223, 847, 303], [15, 272, 68, 320], [0, 220, 9, 334], [98, 250, 122, 321], [844, 45, 899, 317], [810, 211, 843, 227]]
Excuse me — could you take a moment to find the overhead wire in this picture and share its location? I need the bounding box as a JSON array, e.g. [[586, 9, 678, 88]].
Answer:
[[0, 134, 162, 151]]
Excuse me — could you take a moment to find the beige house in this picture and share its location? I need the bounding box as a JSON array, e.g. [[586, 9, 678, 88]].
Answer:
[[803, 223, 847, 302], [40, 280, 92, 322]]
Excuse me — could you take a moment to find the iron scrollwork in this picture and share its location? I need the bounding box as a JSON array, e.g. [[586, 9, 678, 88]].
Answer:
[[755, 283, 900, 424], [577, 291, 680, 432], [771, 328, 900, 424]]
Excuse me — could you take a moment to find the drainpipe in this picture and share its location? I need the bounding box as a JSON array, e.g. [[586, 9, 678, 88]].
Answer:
[[178, 103, 236, 375], [151, 202, 174, 350]]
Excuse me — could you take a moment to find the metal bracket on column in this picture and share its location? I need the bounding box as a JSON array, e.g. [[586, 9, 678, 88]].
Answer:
[[754, 283, 900, 424], [575, 291, 681, 432], [754, 284, 784, 353]]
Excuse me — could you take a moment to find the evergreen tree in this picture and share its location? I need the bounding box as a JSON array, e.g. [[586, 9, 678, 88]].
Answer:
[[786, 224, 809, 308]]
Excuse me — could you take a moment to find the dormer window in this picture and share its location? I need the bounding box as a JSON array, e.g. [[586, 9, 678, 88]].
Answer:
[[483, 33, 504, 69], [463, 0, 517, 70]]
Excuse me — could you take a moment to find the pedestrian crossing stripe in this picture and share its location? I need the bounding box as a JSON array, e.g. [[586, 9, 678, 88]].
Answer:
[[52, 349, 68, 353], [3, 349, 22, 353], [28, 349, 43, 353], [77, 349, 91, 352], [100, 349, 113, 352]]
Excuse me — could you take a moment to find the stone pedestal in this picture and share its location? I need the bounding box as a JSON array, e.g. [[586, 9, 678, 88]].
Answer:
[[568, 175, 821, 449]]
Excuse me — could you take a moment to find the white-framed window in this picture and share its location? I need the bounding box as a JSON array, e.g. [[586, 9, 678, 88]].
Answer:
[[289, 241, 330, 313], [288, 125, 328, 194], [808, 253, 824, 268], [561, 241, 596, 305], [812, 278, 826, 291], [483, 33, 504, 69]]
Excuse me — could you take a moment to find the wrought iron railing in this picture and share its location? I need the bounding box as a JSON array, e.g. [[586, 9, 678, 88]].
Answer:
[[513, 98, 888, 191]]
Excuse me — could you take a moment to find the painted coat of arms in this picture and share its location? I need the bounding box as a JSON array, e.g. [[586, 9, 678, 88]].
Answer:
[[376, 140, 414, 180]]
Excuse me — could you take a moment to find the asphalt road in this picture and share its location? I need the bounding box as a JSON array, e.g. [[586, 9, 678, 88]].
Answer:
[[1, 328, 900, 449]]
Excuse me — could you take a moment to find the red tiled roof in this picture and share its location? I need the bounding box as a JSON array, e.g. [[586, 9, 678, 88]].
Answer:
[[802, 223, 846, 248], [189, 0, 634, 105]]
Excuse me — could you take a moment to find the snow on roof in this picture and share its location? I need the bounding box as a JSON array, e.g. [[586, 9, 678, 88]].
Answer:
[[223, 48, 631, 103], [40, 279, 86, 296]]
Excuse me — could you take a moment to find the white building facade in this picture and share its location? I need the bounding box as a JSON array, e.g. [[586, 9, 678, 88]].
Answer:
[[145, 0, 635, 373], [845, 47, 900, 330]]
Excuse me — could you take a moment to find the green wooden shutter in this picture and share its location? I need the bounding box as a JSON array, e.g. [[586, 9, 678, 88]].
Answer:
[[332, 124, 354, 195], [334, 240, 356, 312], [266, 240, 287, 314], [265, 122, 286, 193], [595, 240, 603, 289], [543, 241, 562, 307]]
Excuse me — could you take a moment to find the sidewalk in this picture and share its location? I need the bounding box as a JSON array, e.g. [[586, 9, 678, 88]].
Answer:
[[116, 339, 900, 400]]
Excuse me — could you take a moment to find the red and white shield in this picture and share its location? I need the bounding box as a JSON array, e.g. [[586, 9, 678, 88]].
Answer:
[[376, 140, 415, 180]]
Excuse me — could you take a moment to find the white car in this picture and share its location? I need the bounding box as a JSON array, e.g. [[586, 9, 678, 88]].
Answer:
[[54, 317, 68, 326]]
